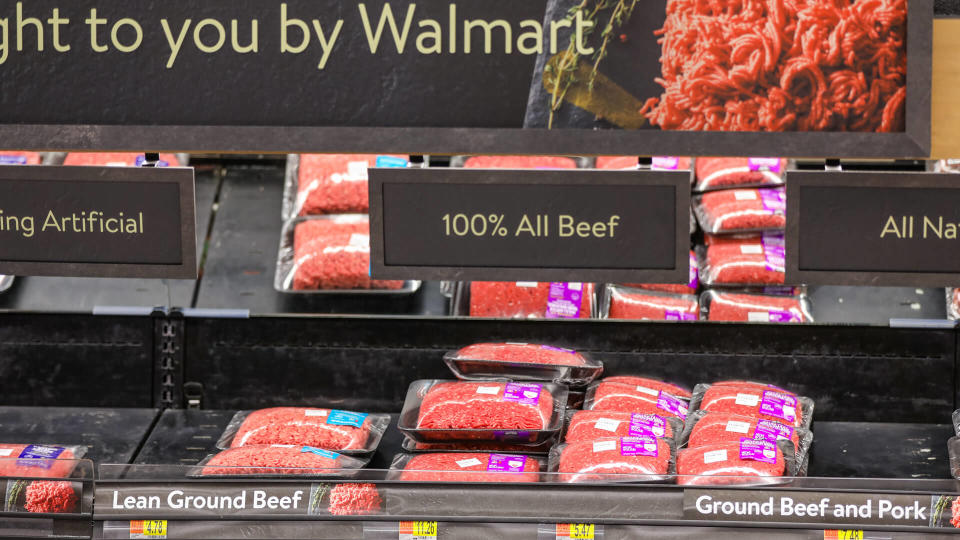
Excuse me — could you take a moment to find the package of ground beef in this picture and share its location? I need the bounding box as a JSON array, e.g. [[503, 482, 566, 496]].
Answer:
[[550, 436, 675, 483], [460, 156, 579, 169], [694, 158, 787, 192], [602, 286, 699, 321], [217, 408, 391, 454], [948, 289, 959, 320], [677, 439, 796, 486], [600, 376, 692, 399], [0, 152, 41, 165], [282, 154, 408, 220], [400, 437, 554, 455], [466, 282, 595, 318], [698, 234, 786, 287], [564, 411, 682, 443], [198, 445, 367, 477], [398, 380, 566, 444], [584, 381, 690, 420], [292, 215, 370, 253], [0, 444, 87, 479], [693, 187, 786, 234], [595, 156, 692, 172], [443, 342, 603, 386], [622, 251, 699, 295], [393, 452, 541, 482], [680, 410, 813, 473], [63, 153, 182, 167], [690, 383, 814, 429], [701, 290, 813, 323]]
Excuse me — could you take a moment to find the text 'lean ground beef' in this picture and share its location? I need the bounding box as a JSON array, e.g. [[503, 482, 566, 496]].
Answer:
[[416, 382, 555, 430], [397, 452, 541, 482], [555, 437, 672, 482]]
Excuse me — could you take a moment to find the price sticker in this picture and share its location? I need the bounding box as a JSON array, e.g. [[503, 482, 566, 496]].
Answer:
[[399, 521, 438, 539], [129, 520, 167, 539], [556, 523, 595, 539], [823, 530, 864, 540]]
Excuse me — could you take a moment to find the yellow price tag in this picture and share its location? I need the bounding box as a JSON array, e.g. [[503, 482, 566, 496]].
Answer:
[[129, 520, 167, 539], [556, 523, 595, 540], [399, 521, 438, 539], [823, 530, 864, 540]]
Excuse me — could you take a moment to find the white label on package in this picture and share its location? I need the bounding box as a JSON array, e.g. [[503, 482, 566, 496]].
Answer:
[[270, 444, 296, 448], [346, 161, 369, 180], [740, 244, 764, 255], [594, 418, 621, 432], [568, 282, 583, 291], [735, 191, 758, 200], [735, 393, 761, 406], [348, 233, 369, 248], [703, 449, 728, 464], [725, 420, 751, 434], [305, 409, 329, 417], [476, 386, 501, 395], [635, 386, 660, 397], [515, 282, 538, 288], [456, 458, 483, 468], [748, 312, 770, 322], [593, 440, 617, 453], [0, 449, 12, 457]]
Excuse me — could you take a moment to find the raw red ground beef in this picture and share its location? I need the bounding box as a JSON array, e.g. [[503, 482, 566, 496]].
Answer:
[[0, 152, 41, 165], [703, 291, 811, 323], [699, 386, 804, 427], [200, 445, 347, 476], [556, 437, 671, 482], [624, 251, 699, 295], [595, 156, 692, 170], [293, 218, 369, 253], [588, 382, 689, 419], [687, 412, 800, 450], [229, 408, 372, 451], [695, 158, 786, 191], [24, 481, 78, 513], [700, 242, 785, 286], [678, 441, 785, 486], [398, 453, 540, 482], [416, 382, 554, 430], [694, 187, 786, 233], [468, 282, 594, 318], [597, 377, 692, 399], [605, 287, 699, 321], [292, 230, 404, 290], [0, 445, 78, 478], [712, 380, 795, 396], [462, 156, 577, 169], [952, 497, 960, 528], [63, 153, 180, 166], [327, 483, 382, 516], [451, 343, 587, 366], [565, 411, 675, 442], [296, 154, 405, 216]]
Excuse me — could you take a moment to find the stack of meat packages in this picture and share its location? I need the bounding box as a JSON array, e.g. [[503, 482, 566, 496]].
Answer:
[[595, 156, 703, 322], [456, 157, 597, 320], [691, 158, 812, 323], [393, 342, 603, 482], [282, 154, 409, 291], [558, 375, 813, 486]]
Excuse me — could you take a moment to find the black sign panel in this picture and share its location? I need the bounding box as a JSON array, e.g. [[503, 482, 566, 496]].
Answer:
[[786, 171, 960, 287], [369, 168, 690, 282], [0, 165, 196, 279]]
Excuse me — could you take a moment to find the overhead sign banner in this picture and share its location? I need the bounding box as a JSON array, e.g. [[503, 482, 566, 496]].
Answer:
[[0, 0, 931, 157], [786, 170, 960, 287], [368, 168, 690, 282], [0, 165, 196, 279]]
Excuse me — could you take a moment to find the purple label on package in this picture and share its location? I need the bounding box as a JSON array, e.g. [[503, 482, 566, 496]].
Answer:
[[754, 420, 794, 442], [17, 445, 66, 469], [652, 156, 680, 170], [749, 158, 781, 173], [688, 252, 699, 289], [620, 436, 659, 457], [541, 345, 577, 355], [759, 391, 798, 423], [487, 453, 528, 473], [664, 310, 698, 321], [768, 310, 799, 323], [503, 383, 542, 405], [761, 232, 785, 247], [0, 155, 28, 165], [545, 282, 583, 319], [765, 245, 786, 272], [657, 392, 688, 418], [739, 438, 778, 464], [629, 414, 667, 437], [760, 188, 786, 213]]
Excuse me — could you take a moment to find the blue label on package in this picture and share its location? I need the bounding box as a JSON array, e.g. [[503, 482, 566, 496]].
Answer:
[[327, 410, 368, 428], [376, 156, 408, 168], [0, 155, 27, 165], [134, 155, 170, 167], [17, 445, 65, 469], [301, 446, 340, 459]]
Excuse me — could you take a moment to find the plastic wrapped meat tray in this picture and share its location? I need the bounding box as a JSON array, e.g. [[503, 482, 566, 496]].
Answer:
[[693, 187, 786, 234], [400, 438, 554, 455], [443, 342, 603, 385], [0, 444, 87, 478], [694, 158, 787, 192], [217, 408, 391, 454], [689, 383, 814, 429], [602, 286, 699, 321], [584, 380, 690, 420], [392, 452, 541, 482], [398, 380, 567, 444], [622, 250, 699, 295], [275, 215, 420, 294], [701, 290, 812, 323], [460, 281, 595, 318], [564, 410, 683, 443], [549, 436, 675, 483], [677, 439, 797, 486], [698, 233, 786, 287], [198, 445, 368, 478]]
